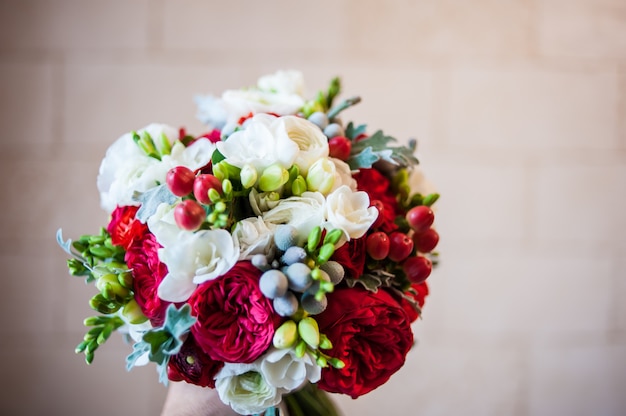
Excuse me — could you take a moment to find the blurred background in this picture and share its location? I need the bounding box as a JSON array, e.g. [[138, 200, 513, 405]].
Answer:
[[1, 0, 625, 415]]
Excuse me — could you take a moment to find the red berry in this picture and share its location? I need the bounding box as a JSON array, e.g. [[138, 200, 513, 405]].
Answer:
[[402, 256, 432, 284], [174, 200, 206, 231], [328, 136, 352, 161], [388, 232, 414, 262], [366, 232, 390, 260], [413, 228, 439, 253], [193, 174, 222, 204], [370, 200, 385, 229], [166, 166, 196, 197], [406, 206, 434, 233]]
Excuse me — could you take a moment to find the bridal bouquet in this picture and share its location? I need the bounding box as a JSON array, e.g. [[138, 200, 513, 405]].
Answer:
[[58, 70, 439, 415]]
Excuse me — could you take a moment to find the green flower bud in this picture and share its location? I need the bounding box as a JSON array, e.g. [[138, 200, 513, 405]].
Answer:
[[222, 179, 233, 197], [240, 164, 258, 189], [208, 188, 222, 203], [88, 245, 113, 258], [291, 175, 307, 196], [159, 132, 172, 155], [319, 334, 333, 350], [329, 358, 345, 369], [259, 164, 289, 192], [307, 226, 322, 252], [212, 163, 227, 181], [305, 158, 335, 195], [122, 299, 148, 325], [117, 271, 132, 289], [288, 165, 300, 182], [323, 228, 343, 246], [316, 355, 328, 367], [273, 320, 298, 349], [317, 242, 335, 264], [298, 317, 320, 349], [423, 193, 440, 207], [295, 339, 307, 358]]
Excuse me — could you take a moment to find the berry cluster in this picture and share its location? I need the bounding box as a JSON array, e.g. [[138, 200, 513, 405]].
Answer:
[[366, 204, 438, 286], [166, 166, 231, 230]]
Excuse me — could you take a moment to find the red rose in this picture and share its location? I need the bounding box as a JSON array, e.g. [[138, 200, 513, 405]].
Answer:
[[167, 333, 224, 388], [125, 233, 170, 326], [107, 205, 148, 250], [331, 236, 367, 279], [189, 261, 280, 363], [354, 168, 401, 232], [400, 282, 429, 323], [317, 287, 414, 398]]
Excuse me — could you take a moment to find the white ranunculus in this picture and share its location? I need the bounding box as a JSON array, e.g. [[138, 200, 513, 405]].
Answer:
[[259, 348, 321, 391], [232, 217, 277, 260], [325, 185, 378, 240], [306, 157, 336, 195], [215, 362, 284, 416], [281, 115, 329, 174], [146, 202, 180, 247], [157, 230, 238, 302], [216, 114, 299, 172], [97, 124, 214, 213], [263, 192, 326, 243], [330, 157, 357, 192]]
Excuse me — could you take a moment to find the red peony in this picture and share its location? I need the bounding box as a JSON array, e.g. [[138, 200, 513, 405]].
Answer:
[[317, 287, 414, 398], [167, 333, 224, 388], [107, 205, 149, 250], [125, 233, 170, 326], [331, 236, 367, 279], [354, 168, 401, 233], [189, 261, 280, 363]]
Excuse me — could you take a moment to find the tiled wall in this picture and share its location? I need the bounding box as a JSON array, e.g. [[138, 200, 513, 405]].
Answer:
[[1, 1, 624, 415]]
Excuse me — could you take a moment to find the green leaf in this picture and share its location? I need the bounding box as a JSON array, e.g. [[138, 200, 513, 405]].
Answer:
[[345, 269, 395, 292], [344, 122, 367, 140], [134, 184, 178, 223], [347, 146, 379, 170], [126, 304, 196, 385], [348, 130, 419, 169]]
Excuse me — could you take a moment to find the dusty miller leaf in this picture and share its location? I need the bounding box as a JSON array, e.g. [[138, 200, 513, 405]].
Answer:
[[134, 185, 178, 223]]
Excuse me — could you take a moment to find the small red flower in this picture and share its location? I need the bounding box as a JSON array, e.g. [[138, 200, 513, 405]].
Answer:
[[167, 333, 224, 388], [107, 205, 148, 250], [125, 233, 170, 326]]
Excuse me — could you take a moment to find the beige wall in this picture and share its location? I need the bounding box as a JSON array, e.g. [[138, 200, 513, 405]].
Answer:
[[1, 0, 625, 415]]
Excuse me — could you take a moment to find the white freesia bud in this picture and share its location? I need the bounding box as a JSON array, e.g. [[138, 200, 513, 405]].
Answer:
[[259, 348, 321, 391], [215, 363, 284, 415], [325, 185, 378, 240], [157, 230, 238, 302], [306, 157, 336, 195], [240, 164, 258, 189]]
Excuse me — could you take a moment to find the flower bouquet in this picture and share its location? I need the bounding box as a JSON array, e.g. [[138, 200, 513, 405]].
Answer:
[[57, 70, 439, 416]]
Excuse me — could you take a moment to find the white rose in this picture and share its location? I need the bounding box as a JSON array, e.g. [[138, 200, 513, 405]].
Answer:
[[263, 192, 326, 243], [325, 185, 378, 240], [233, 217, 277, 260], [281, 115, 329, 173], [259, 348, 321, 391], [215, 362, 284, 415], [157, 229, 238, 302], [216, 114, 299, 172]]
